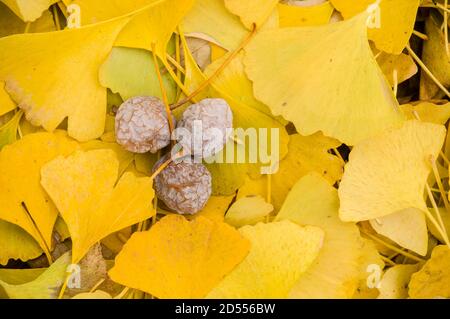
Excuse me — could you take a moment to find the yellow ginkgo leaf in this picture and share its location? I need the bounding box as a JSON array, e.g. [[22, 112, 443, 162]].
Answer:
[[40, 149, 155, 263], [278, 1, 334, 27], [114, 0, 195, 58], [205, 142, 250, 195], [369, 208, 428, 255], [0, 82, 15, 116], [236, 133, 344, 213], [339, 120, 446, 222], [352, 238, 385, 299], [0, 220, 42, 265], [61, 0, 160, 25], [81, 139, 134, 175], [72, 290, 113, 299], [276, 173, 363, 299], [244, 12, 404, 145], [0, 252, 70, 299], [236, 175, 267, 201], [206, 52, 274, 118], [1, 0, 58, 22], [109, 215, 250, 299], [182, 0, 247, 51], [0, 268, 44, 285], [54, 217, 71, 242], [420, 15, 450, 100], [0, 110, 22, 150], [0, 17, 129, 142], [409, 245, 450, 298], [133, 152, 159, 176], [0, 2, 56, 38], [400, 101, 450, 125], [377, 52, 418, 87], [195, 195, 235, 223], [330, 0, 420, 54], [224, 0, 278, 29], [225, 195, 273, 228], [271, 133, 343, 211], [0, 131, 78, 252], [378, 264, 420, 299], [99, 47, 177, 102], [207, 220, 324, 298]]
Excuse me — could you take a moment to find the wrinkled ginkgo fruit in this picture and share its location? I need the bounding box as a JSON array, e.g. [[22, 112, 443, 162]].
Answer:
[[109, 215, 250, 298], [244, 11, 404, 145], [115, 96, 174, 154], [153, 157, 212, 215], [176, 98, 233, 158]]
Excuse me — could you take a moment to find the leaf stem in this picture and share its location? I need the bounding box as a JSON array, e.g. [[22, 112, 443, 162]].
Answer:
[[115, 287, 130, 299], [380, 255, 396, 267], [425, 183, 450, 247], [89, 278, 105, 293], [393, 69, 398, 97], [406, 44, 450, 98], [170, 24, 258, 110], [361, 231, 424, 263], [412, 30, 429, 41], [57, 274, 69, 299], [151, 43, 175, 136], [23, 22, 31, 33], [166, 53, 186, 75], [52, 5, 61, 31], [429, 154, 450, 213]]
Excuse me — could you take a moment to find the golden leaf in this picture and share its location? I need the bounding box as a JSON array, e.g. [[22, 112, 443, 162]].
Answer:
[[40, 149, 154, 263], [0, 131, 78, 252], [339, 120, 446, 222], [109, 215, 250, 298], [244, 13, 404, 145], [409, 245, 450, 298], [378, 264, 419, 299], [330, 0, 420, 54], [0, 17, 130, 141], [225, 195, 273, 227], [0, 220, 42, 265], [276, 173, 362, 298], [278, 1, 334, 27], [1, 0, 58, 22], [207, 220, 324, 298]]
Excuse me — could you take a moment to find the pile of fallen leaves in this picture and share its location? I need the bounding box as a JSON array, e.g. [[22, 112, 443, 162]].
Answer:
[[0, 0, 450, 300]]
